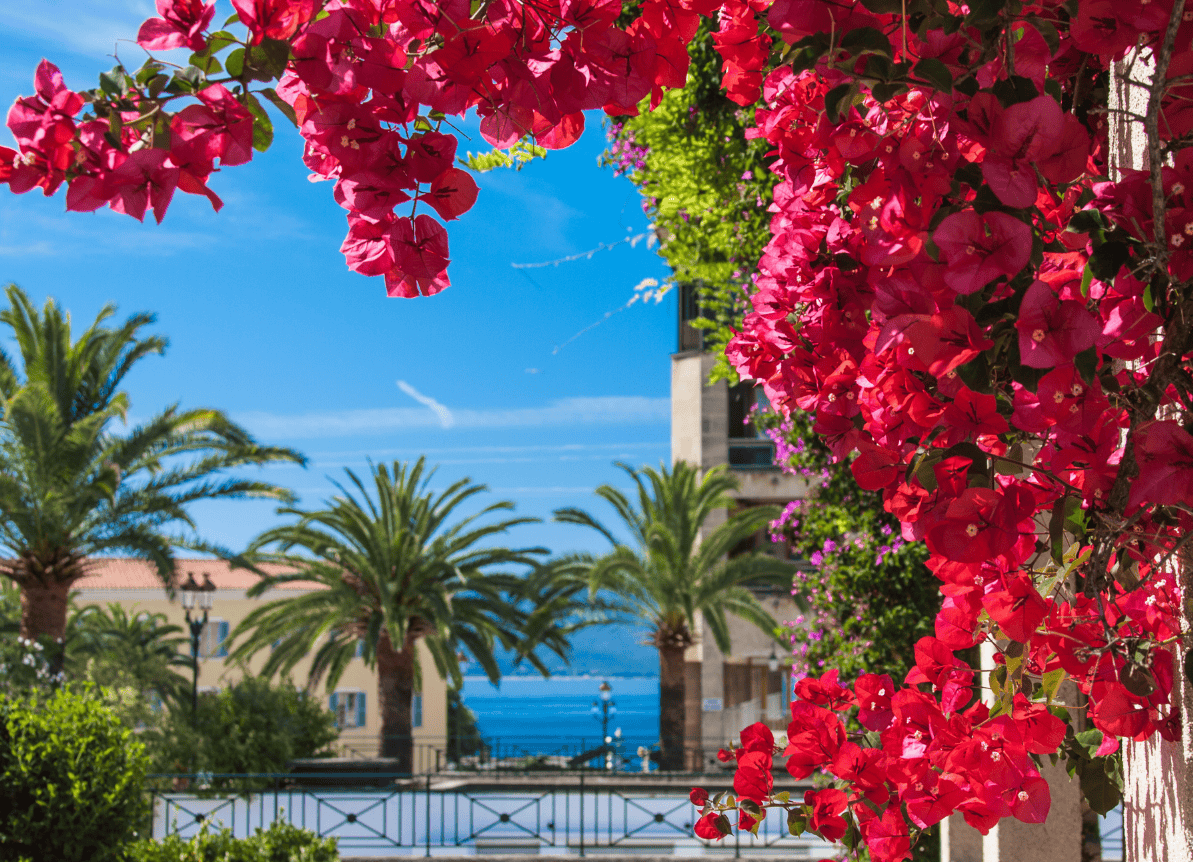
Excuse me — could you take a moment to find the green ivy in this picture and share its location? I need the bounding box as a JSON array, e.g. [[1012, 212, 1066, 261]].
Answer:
[[602, 22, 776, 380]]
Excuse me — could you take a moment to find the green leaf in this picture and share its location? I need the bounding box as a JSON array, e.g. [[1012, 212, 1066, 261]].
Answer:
[[1079, 263, 1094, 297], [1078, 756, 1123, 815], [841, 27, 893, 57], [99, 68, 127, 97], [224, 12, 241, 25], [207, 30, 239, 53], [243, 93, 274, 152], [134, 62, 166, 86], [1143, 281, 1155, 312], [914, 58, 953, 92], [824, 84, 853, 124], [189, 52, 223, 75], [225, 48, 246, 78], [787, 810, 806, 836], [247, 38, 290, 81], [260, 88, 298, 127], [1048, 497, 1068, 565], [1087, 241, 1130, 283], [146, 74, 170, 98], [1040, 672, 1068, 705]]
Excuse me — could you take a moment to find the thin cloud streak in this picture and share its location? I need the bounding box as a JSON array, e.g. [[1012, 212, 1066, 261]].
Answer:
[[397, 380, 455, 428], [237, 396, 669, 439]]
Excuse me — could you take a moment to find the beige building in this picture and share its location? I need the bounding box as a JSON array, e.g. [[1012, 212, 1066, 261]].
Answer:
[[672, 286, 807, 766], [72, 558, 447, 768]]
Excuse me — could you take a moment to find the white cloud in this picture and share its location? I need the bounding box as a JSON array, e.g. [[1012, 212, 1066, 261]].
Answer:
[[396, 380, 455, 429], [236, 396, 670, 439]]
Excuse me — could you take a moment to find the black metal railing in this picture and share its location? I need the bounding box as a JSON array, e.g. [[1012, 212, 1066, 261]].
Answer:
[[146, 772, 831, 858], [326, 734, 739, 775]]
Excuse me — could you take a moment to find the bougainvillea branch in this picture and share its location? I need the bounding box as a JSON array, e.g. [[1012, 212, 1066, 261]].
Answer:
[[5, 0, 1193, 858]]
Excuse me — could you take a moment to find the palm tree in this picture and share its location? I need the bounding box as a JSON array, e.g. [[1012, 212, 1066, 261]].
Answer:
[[70, 602, 192, 705], [554, 461, 795, 771], [228, 459, 578, 773], [0, 284, 304, 644]]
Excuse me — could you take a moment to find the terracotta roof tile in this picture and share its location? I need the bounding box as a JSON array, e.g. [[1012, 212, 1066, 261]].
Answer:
[[72, 558, 325, 591]]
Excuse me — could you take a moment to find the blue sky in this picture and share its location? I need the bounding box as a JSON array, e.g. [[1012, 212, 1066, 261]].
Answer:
[[0, 0, 677, 574]]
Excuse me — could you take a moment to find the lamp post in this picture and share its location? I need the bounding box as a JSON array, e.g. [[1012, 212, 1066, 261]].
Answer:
[[180, 572, 216, 726], [591, 680, 616, 770]]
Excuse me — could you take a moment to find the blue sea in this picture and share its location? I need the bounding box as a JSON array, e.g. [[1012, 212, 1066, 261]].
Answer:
[[460, 675, 660, 751]]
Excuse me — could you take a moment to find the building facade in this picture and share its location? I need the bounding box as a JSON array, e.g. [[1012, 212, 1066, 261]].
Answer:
[[672, 286, 806, 766], [72, 558, 448, 767]]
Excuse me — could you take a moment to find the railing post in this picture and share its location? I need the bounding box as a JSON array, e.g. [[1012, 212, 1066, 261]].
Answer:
[[425, 774, 432, 857], [579, 767, 585, 858]]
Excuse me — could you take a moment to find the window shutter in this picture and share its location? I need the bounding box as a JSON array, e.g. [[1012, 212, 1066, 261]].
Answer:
[[216, 620, 229, 657], [413, 692, 423, 729], [356, 693, 366, 728], [329, 692, 338, 719]]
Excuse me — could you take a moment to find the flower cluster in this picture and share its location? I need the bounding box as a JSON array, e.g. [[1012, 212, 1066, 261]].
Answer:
[[712, 1, 1191, 857], [2, 0, 709, 295]]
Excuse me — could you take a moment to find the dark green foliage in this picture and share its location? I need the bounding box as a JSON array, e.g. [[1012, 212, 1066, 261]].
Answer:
[[758, 409, 938, 685], [146, 676, 338, 776], [127, 821, 337, 862], [0, 688, 149, 862], [447, 686, 486, 762]]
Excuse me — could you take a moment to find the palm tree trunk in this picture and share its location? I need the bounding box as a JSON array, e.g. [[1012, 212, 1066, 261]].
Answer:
[[376, 632, 416, 774], [20, 580, 70, 641], [659, 643, 687, 771]]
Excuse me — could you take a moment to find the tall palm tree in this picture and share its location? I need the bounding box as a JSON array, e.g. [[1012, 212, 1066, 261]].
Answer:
[[0, 284, 304, 643], [229, 459, 578, 774], [554, 460, 795, 771]]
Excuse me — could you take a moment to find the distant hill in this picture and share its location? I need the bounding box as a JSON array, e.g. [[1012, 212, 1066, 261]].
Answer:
[[491, 621, 658, 677]]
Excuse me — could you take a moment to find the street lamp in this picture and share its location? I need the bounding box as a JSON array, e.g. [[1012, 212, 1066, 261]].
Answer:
[[591, 681, 616, 770], [767, 648, 780, 673], [180, 572, 216, 725]]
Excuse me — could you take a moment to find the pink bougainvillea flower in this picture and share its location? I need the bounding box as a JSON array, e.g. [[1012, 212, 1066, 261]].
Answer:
[[105, 149, 179, 223], [905, 307, 993, 377], [733, 750, 773, 802], [854, 673, 896, 731], [926, 486, 1034, 564], [391, 214, 450, 279], [420, 168, 479, 221], [934, 210, 1032, 295], [1006, 774, 1051, 824], [231, 0, 318, 44], [1015, 280, 1099, 368], [136, 0, 216, 52], [693, 811, 730, 840], [340, 213, 396, 276], [793, 668, 856, 710], [804, 788, 848, 841], [860, 803, 911, 862], [1127, 420, 1193, 510], [982, 573, 1047, 643]]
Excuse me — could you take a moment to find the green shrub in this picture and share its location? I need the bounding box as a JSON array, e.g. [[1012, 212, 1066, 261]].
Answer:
[[147, 675, 338, 776], [128, 821, 337, 862], [0, 687, 149, 862]]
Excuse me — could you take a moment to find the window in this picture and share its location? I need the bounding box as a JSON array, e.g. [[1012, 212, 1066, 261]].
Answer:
[[199, 619, 228, 658], [355, 639, 365, 659], [413, 692, 423, 729], [330, 691, 367, 728]]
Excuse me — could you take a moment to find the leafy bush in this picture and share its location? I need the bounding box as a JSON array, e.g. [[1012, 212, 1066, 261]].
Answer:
[[0, 687, 149, 862], [128, 821, 337, 862], [147, 675, 338, 775]]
